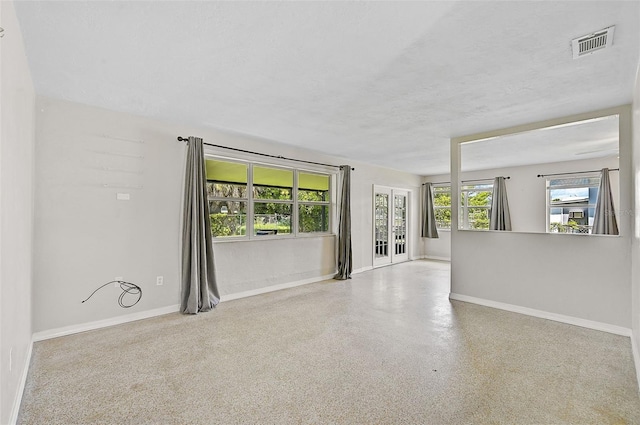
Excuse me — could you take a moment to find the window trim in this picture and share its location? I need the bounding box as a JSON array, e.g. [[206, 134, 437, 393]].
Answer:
[[205, 155, 334, 241], [459, 182, 493, 230], [432, 184, 452, 230], [546, 173, 600, 235], [297, 170, 331, 234]]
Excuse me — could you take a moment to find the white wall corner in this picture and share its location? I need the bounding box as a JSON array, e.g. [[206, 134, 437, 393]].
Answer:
[[449, 293, 632, 337], [632, 331, 640, 391], [8, 341, 33, 425]]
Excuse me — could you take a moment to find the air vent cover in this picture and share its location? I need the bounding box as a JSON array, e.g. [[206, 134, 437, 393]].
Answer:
[[572, 26, 615, 58]]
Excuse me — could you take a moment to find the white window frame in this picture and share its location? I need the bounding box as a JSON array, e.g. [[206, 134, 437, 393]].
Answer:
[[251, 163, 295, 237], [459, 182, 493, 230], [297, 170, 331, 234], [546, 174, 600, 235], [205, 157, 250, 239], [205, 155, 334, 241], [432, 184, 452, 230]]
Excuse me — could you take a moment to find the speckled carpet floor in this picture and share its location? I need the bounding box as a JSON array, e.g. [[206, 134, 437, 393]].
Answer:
[[18, 260, 640, 424]]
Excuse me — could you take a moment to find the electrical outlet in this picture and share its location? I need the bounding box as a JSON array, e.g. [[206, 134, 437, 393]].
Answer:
[[115, 276, 123, 288], [156, 276, 163, 286]]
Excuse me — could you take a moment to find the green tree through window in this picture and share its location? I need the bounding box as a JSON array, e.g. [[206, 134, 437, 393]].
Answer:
[[460, 184, 492, 230], [206, 159, 331, 238], [298, 172, 330, 233], [433, 186, 451, 229]]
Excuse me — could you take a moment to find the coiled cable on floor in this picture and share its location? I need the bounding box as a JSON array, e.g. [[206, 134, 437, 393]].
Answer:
[[81, 280, 142, 308]]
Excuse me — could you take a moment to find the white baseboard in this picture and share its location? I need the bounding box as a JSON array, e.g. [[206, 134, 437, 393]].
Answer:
[[449, 293, 632, 337], [352, 266, 373, 275], [32, 272, 342, 341], [222, 273, 336, 302], [9, 340, 33, 425], [423, 255, 451, 262], [32, 304, 181, 342], [411, 255, 451, 262], [632, 331, 640, 391]]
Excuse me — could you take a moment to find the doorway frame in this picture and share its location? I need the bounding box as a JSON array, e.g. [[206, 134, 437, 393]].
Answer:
[[372, 185, 411, 268]]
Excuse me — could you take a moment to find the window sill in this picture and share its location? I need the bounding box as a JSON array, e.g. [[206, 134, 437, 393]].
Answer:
[[545, 231, 621, 238], [456, 229, 622, 237]]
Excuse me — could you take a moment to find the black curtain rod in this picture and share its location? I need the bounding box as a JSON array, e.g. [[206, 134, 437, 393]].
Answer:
[[462, 177, 510, 183], [422, 176, 510, 185], [422, 181, 450, 186], [537, 168, 619, 178], [178, 136, 354, 171]]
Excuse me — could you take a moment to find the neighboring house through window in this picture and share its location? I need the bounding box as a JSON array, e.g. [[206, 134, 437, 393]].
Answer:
[[547, 175, 600, 234]]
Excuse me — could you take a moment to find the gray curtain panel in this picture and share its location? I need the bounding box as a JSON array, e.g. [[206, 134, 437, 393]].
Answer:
[[489, 177, 512, 231], [334, 165, 352, 280], [181, 136, 220, 314], [592, 168, 619, 235], [421, 183, 439, 238]]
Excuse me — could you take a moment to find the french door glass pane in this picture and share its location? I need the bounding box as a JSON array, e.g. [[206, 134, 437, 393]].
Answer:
[[375, 193, 389, 258], [394, 195, 407, 255]]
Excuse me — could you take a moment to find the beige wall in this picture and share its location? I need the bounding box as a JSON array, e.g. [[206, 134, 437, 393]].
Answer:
[[32, 96, 423, 334], [0, 1, 36, 423], [450, 106, 633, 330]]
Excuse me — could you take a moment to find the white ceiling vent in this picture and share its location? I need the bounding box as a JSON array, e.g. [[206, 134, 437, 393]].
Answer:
[[572, 26, 615, 59]]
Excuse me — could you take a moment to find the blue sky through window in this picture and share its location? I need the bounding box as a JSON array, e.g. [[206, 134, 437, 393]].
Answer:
[[550, 187, 589, 201]]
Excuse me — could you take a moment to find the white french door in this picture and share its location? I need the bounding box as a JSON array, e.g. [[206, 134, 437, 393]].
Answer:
[[373, 186, 409, 267]]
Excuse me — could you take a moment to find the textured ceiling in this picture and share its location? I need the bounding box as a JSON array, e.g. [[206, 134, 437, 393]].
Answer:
[[461, 114, 620, 172], [14, 1, 640, 175]]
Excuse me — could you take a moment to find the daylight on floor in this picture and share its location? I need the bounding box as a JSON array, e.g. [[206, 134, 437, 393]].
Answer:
[[1, 1, 639, 424]]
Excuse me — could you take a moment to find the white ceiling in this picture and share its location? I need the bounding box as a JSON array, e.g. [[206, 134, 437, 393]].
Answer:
[[461, 114, 620, 172], [14, 1, 640, 175]]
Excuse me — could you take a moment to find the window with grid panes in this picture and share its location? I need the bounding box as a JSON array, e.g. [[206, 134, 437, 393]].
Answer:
[[547, 175, 600, 234], [205, 158, 332, 238], [460, 183, 493, 230], [432, 185, 451, 229]]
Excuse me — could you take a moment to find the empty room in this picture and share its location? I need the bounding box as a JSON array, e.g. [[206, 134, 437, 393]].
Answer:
[[2, 1, 640, 424]]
